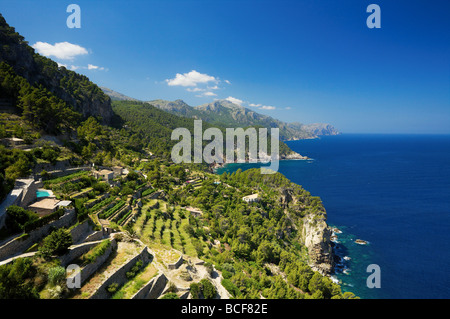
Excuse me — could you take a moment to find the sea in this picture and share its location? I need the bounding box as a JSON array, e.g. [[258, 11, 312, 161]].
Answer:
[[216, 134, 450, 299]]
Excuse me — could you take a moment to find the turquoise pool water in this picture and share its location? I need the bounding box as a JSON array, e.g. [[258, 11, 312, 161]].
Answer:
[[36, 190, 51, 198]]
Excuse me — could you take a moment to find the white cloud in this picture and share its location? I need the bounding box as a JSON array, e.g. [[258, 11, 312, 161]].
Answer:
[[285, 106, 292, 110], [166, 70, 217, 87], [196, 91, 217, 97], [186, 87, 204, 92], [249, 103, 262, 107], [207, 85, 219, 90], [32, 41, 88, 60], [225, 80, 231, 84], [87, 64, 105, 71], [225, 96, 244, 105], [260, 105, 276, 110]]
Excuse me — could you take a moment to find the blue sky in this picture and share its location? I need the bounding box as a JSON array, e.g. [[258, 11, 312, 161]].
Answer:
[[1, 0, 449, 133]]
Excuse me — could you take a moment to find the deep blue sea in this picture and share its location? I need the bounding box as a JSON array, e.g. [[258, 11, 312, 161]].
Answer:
[[217, 134, 450, 299]]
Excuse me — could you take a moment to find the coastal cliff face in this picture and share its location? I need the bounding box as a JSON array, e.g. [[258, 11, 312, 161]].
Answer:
[[279, 188, 334, 275], [301, 214, 334, 275]]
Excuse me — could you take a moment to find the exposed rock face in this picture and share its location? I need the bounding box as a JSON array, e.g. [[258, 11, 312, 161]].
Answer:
[[301, 215, 334, 275], [280, 187, 334, 275], [279, 188, 294, 208]]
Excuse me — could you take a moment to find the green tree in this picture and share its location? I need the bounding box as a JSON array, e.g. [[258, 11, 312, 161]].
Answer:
[[5, 205, 38, 234], [38, 228, 73, 259], [0, 258, 38, 299], [200, 279, 217, 299]]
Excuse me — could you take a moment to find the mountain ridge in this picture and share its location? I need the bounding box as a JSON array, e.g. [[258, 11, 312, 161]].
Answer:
[[100, 87, 340, 140], [146, 98, 340, 140]]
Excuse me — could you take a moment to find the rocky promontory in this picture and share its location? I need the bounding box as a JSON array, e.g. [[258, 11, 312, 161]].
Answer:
[[301, 214, 334, 275]]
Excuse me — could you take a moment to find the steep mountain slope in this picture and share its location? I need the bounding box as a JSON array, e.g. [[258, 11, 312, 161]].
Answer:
[[0, 14, 114, 124], [112, 100, 303, 160]]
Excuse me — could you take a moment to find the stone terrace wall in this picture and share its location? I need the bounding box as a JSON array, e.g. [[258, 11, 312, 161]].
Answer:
[[89, 245, 153, 299], [66, 239, 118, 286], [0, 210, 76, 262], [59, 240, 102, 267], [167, 255, 184, 270], [70, 220, 93, 244], [131, 272, 168, 299]]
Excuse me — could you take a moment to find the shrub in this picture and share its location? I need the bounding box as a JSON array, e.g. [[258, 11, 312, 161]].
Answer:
[[190, 279, 217, 299], [203, 262, 214, 276], [221, 279, 240, 297], [107, 282, 119, 293], [48, 266, 66, 286], [38, 228, 73, 259], [5, 205, 38, 233], [167, 282, 178, 293], [126, 259, 144, 278], [80, 240, 111, 265], [222, 270, 232, 279], [200, 279, 217, 299], [0, 258, 38, 298], [93, 182, 110, 193], [189, 282, 200, 299]]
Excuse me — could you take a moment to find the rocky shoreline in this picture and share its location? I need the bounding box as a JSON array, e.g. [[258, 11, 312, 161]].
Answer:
[[330, 226, 369, 280], [212, 151, 310, 171]]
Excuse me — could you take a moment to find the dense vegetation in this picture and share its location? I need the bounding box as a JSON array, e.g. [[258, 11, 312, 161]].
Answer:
[[0, 14, 112, 124], [0, 62, 81, 134], [113, 100, 297, 160], [160, 168, 355, 299]]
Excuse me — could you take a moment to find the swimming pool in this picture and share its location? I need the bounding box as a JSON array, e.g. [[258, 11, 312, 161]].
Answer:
[[36, 190, 51, 198]]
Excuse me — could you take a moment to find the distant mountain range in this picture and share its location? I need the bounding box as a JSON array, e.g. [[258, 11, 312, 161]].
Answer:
[[101, 88, 339, 140], [100, 87, 139, 102]]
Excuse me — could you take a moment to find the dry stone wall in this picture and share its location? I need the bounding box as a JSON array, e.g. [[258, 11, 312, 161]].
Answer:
[[0, 209, 76, 262], [89, 245, 153, 299]]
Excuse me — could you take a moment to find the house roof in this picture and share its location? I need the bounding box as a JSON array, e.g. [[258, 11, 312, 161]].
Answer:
[[29, 198, 60, 210], [98, 169, 113, 175]]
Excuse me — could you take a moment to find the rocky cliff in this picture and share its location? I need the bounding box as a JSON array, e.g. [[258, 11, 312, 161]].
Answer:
[[279, 188, 334, 275], [301, 214, 334, 275]]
